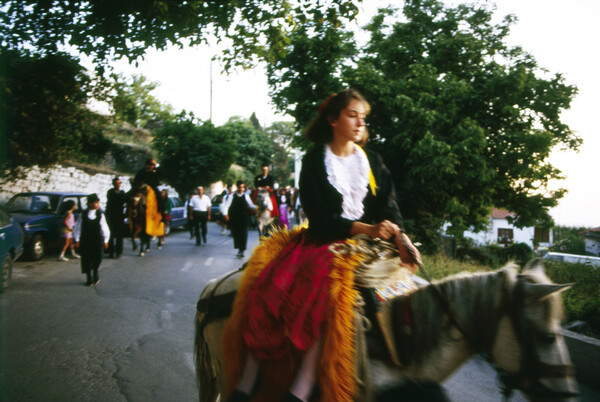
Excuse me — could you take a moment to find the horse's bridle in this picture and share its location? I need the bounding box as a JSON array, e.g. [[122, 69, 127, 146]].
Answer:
[[421, 267, 578, 401], [491, 276, 578, 401]]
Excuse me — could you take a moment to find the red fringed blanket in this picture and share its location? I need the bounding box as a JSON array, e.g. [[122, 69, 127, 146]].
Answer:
[[222, 227, 364, 402]]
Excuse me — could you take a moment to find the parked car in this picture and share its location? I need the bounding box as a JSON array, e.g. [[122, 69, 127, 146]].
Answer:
[[0, 206, 25, 292], [165, 196, 188, 235], [4, 192, 89, 260]]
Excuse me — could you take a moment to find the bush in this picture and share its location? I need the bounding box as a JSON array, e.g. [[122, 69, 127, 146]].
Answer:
[[544, 260, 600, 338]]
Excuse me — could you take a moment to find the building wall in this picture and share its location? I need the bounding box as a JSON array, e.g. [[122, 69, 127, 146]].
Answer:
[[462, 217, 553, 249]]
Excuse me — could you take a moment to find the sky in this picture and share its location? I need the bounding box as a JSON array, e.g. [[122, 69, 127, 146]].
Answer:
[[101, 0, 599, 228]]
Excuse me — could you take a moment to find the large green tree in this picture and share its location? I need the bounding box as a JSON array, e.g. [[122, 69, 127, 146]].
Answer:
[[0, 0, 361, 70], [111, 74, 174, 129], [152, 115, 236, 198], [265, 121, 296, 186], [267, 0, 580, 247], [1, 49, 110, 173], [223, 117, 276, 183]]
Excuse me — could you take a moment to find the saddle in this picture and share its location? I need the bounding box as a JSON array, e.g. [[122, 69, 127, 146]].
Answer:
[[330, 235, 421, 369], [198, 234, 422, 400]]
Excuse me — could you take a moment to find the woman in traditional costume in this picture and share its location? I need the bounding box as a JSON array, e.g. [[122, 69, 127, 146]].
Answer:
[[225, 89, 421, 402]]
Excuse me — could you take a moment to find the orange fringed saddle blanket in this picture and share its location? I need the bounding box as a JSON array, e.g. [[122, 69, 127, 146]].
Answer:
[[222, 227, 363, 402]]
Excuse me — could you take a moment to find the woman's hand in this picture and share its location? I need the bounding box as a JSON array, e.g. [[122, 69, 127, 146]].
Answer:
[[368, 220, 400, 240], [394, 232, 422, 273]]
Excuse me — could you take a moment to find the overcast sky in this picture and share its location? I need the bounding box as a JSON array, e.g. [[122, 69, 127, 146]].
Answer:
[[102, 0, 599, 227]]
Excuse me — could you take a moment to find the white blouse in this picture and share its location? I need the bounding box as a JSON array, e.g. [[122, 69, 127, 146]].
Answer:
[[324, 144, 370, 220], [73, 209, 110, 243]]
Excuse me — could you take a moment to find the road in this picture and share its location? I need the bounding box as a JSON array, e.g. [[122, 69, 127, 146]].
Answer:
[[1, 222, 599, 401]]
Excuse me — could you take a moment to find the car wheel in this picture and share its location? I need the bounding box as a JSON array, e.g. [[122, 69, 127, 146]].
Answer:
[[0, 254, 12, 293], [27, 234, 46, 261], [164, 221, 171, 236]]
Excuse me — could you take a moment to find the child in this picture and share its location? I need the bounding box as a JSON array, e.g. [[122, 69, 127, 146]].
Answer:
[[74, 193, 110, 286], [58, 200, 80, 261]]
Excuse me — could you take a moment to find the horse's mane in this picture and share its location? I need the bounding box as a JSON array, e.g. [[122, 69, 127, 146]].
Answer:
[[401, 265, 518, 364]]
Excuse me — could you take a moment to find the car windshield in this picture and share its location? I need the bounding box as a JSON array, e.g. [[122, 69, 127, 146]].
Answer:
[[5, 194, 60, 213]]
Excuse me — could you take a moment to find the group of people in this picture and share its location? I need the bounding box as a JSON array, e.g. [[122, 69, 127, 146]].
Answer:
[[57, 158, 171, 286]]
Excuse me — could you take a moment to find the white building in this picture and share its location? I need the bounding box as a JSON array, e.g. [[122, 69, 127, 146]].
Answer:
[[459, 208, 553, 250]]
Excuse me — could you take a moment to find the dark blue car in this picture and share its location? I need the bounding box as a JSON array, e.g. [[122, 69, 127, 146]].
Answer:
[[0, 206, 24, 292], [4, 192, 89, 260]]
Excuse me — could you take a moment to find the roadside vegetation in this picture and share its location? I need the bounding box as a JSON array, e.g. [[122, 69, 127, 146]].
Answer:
[[420, 253, 600, 339]]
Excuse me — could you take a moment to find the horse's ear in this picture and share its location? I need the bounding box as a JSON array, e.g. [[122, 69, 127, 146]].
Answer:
[[523, 258, 545, 274], [523, 282, 574, 301]]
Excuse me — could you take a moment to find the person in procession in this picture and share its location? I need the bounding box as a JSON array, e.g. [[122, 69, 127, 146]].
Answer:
[[105, 177, 127, 258], [58, 200, 79, 261], [134, 158, 165, 217], [158, 189, 173, 249], [74, 193, 110, 287], [253, 164, 279, 220], [190, 186, 211, 245], [225, 89, 421, 402], [226, 180, 257, 259]]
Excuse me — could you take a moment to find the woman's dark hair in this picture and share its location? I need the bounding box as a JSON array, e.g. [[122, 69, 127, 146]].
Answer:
[[304, 89, 371, 145], [60, 200, 76, 215], [236, 180, 245, 187]]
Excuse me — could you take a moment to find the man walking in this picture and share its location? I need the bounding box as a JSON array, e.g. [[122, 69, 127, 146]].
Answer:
[[226, 181, 256, 258], [105, 177, 126, 258], [190, 186, 211, 245]]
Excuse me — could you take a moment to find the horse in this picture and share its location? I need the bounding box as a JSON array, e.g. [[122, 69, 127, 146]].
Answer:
[[255, 188, 275, 237], [194, 258, 578, 401], [126, 185, 152, 256]]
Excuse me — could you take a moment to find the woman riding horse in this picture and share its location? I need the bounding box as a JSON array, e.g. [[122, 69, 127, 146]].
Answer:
[[223, 90, 421, 402]]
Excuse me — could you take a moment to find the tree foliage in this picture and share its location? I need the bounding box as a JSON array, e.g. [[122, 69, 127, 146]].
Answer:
[[152, 114, 236, 198], [265, 121, 296, 187], [110, 74, 174, 129], [0, 0, 362, 71], [1, 49, 110, 173], [266, 0, 580, 247], [223, 117, 276, 182]]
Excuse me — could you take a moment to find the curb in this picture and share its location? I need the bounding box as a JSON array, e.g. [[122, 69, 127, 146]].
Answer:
[[562, 328, 600, 386]]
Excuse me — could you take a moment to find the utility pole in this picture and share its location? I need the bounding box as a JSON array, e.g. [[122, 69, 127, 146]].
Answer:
[[209, 58, 213, 122]]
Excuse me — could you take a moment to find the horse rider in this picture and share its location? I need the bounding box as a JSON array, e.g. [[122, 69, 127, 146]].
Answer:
[[224, 90, 421, 402], [134, 158, 165, 219], [253, 163, 279, 220]]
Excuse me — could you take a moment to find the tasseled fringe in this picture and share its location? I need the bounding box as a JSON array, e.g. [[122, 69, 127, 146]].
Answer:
[[320, 239, 363, 401], [222, 230, 364, 402]]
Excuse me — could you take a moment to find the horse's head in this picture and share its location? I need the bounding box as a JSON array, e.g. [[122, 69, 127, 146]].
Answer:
[[256, 189, 271, 209], [491, 259, 578, 401]]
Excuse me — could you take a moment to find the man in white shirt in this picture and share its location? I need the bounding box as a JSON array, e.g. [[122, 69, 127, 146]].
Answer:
[[190, 186, 212, 245], [219, 184, 234, 235]]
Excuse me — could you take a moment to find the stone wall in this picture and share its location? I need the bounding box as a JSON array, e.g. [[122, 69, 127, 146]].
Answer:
[[0, 164, 181, 209]]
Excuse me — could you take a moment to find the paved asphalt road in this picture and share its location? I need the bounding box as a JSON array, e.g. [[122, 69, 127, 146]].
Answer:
[[1, 222, 598, 401]]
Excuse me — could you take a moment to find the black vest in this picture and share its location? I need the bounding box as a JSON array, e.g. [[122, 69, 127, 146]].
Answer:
[[80, 210, 104, 256]]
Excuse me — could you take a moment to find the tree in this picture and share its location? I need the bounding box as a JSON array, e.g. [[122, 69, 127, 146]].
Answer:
[[111, 74, 174, 129], [152, 114, 236, 198], [1, 49, 110, 173], [265, 121, 296, 186], [266, 18, 356, 149], [0, 0, 362, 71], [223, 117, 276, 182], [266, 0, 580, 248]]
